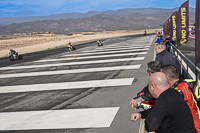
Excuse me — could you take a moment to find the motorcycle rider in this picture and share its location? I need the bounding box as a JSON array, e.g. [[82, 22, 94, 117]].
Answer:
[[144, 30, 147, 36], [10, 48, 17, 59], [97, 39, 103, 46], [67, 42, 73, 51]]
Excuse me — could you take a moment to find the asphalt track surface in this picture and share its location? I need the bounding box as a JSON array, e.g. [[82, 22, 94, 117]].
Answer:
[[0, 34, 154, 68], [0, 33, 198, 133], [0, 33, 156, 133]]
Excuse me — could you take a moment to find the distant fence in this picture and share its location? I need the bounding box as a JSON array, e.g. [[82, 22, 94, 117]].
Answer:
[[169, 42, 200, 85]]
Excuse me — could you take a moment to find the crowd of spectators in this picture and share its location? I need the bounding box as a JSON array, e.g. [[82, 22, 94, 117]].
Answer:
[[130, 32, 200, 133]]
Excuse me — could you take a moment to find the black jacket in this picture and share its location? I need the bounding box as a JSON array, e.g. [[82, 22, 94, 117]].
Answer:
[[155, 50, 178, 67], [145, 89, 197, 133]]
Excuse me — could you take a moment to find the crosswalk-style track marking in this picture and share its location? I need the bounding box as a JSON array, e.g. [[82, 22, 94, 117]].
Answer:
[[0, 65, 141, 78], [85, 45, 150, 51], [0, 57, 144, 70], [96, 44, 151, 49], [0, 107, 120, 130], [0, 42, 150, 131], [0, 78, 134, 93], [62, 48, 149, 57], [34, 52, 147, 63]]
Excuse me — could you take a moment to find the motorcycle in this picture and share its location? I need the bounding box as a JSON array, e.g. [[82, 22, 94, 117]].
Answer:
[[97, 40, 103, 47], [9, 52, 23, 61], [68, 45, 76, 51], [144, 31, 147, 36]]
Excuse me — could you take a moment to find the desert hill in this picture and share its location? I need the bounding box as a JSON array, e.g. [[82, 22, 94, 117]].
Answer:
[[0, 8, 195, 35], [0, 13, 171, 34]]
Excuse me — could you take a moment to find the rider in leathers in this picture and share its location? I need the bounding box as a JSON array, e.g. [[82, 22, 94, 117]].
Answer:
[[67, 42, 74, 51], [10, 49, 17, 59]]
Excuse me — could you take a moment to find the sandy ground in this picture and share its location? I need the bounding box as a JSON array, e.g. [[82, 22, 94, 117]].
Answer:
[[0, 28, 161, 58]]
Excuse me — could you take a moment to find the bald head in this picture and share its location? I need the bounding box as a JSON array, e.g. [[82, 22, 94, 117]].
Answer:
[[148, 72, 170, 98], [149, 72, 169, 87]]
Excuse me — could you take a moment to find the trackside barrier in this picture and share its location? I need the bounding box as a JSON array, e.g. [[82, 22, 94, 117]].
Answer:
[[169, 42, 200, 85]]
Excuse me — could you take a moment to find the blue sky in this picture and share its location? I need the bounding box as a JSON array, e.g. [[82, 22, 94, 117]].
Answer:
[[0, 0, 196, 18]]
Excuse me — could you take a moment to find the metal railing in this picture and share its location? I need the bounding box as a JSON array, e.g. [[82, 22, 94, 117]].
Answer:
[[168, 42, 200, 85]]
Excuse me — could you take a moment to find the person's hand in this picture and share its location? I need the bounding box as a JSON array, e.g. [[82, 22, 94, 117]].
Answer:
[[130, 98, 142, 110], [131, 113, 141, 122]]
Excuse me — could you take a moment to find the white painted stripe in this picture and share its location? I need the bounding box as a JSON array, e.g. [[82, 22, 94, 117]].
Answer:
[[0, 65, 141, 78], [0, 107, 120, 130], [62, 48, 149, 57], [0, 78, 134, 93], [0, 57, 144, 70], [58, 45, 150, 58], [97, 44, 150, 48], [35, 52, 147, 63], [65, 45, 149, 55], [87, 45, 150, 51], [97, 44, 151, 49]]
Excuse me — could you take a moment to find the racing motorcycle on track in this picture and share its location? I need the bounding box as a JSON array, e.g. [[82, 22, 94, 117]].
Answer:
[[144, 30, 147, 36], [68, 45, 76, 51], [67, 42, 76, 51], [97, 39, 103, 47], [9, 49, 23, 61]]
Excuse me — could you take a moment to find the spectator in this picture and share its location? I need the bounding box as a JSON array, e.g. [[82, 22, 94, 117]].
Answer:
[[161, 65, 181, 87], [131, 65, 200, 132], [131, 72, 197, 133], [146, 60, 161, 75], [164, 34, 176, 52], [155, 43, 178, 67], [130, 61, 161, 110], [161, 65, 200, 132], [155, 35, 162, 44], [164, 34, 171, 52]]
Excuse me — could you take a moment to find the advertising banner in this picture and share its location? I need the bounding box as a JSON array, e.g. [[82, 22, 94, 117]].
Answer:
[[163, 21, 167, 36], [195, 0, 200, 63], [171, 11, 177, 41], [167, 19, 171, 36], [177, 1, 189, 46]]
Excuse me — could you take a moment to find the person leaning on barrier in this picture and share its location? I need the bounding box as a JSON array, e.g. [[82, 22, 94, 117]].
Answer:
[[131, 65, 200, 132], [130, 61, 161, 110], [155, 43, 178, 67], [161, 65, 200, 132], [164, 34, 171, 52], [131, 72, 197, 133], [155, 35, 162, 44]]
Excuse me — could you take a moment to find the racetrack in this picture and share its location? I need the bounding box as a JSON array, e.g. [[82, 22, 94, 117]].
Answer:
[[0, 33, 155, 133], [0, 33, 199, 133]]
